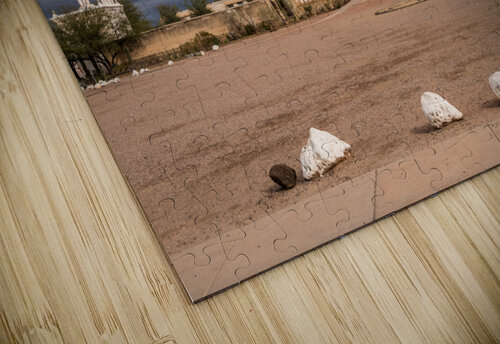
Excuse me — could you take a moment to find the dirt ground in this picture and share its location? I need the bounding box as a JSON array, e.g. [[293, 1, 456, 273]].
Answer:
[[86, 0, 500, 256]]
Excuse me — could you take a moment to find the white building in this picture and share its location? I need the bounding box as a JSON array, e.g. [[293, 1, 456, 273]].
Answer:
[[176, 0, 256, 20], [51, 0, 130, 37]]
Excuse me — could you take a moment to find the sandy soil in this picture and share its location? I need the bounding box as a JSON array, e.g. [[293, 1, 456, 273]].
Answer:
[[86, 0, 500, 255]]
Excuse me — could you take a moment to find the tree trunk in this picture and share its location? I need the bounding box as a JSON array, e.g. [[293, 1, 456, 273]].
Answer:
[[124, 44, 133, 64], [89, 56, 102, 75], [68, 61, 81, 81], [94, 52, 113, 74], [78, 57, 91, 77]]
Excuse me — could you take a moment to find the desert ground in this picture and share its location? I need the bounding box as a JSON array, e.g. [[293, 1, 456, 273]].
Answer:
[[87, 0, 500, 256]]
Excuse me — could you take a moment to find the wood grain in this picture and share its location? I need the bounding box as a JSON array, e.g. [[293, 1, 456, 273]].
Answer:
[[1, 0, 499, 343]]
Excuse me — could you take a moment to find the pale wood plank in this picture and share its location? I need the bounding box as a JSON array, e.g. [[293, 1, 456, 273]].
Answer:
[[1, 0, 499, 343]]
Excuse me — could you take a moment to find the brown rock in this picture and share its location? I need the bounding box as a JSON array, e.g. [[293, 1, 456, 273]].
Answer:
[[269, 164, 296, 189]]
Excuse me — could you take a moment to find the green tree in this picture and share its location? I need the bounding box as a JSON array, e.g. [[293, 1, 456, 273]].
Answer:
[[158, 4, 181, 25], [51, 7, 133, 74], [119, 0, 153, 33], [184, 0, 212, 17]]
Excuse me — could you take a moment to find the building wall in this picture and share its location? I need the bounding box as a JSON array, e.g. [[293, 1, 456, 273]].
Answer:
[[293, 0, 348, 16], [295, 0, 330, 14], [128, 0, 272, 60]]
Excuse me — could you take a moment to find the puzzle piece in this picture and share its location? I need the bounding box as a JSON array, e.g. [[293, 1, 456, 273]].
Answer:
[[320, 171, 381, 231], [412, 126, 497, 191], [171, 240, 250, 302], [219, 216, 298, 280], [372, 158, 443, 218]]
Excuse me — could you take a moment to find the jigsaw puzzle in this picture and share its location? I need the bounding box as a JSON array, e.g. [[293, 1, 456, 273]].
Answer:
[[39, 0, 500, 301]]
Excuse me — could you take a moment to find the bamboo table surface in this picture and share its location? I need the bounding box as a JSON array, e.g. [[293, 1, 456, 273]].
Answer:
[[1, 1, 499, 343]]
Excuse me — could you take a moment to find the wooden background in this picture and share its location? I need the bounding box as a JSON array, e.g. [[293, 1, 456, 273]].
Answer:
[[1, 0, 499, 343]]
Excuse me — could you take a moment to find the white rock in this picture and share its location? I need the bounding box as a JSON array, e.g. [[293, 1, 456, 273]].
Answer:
[[200, 51, 205, 56], [112, 77, 120, 83], [168, 60, 174, 66], [132, 69, 139, 76], [144, 68, 150, 72], [95, 80, 107, 89], [421, 92, 463, 128], [139, 68, 145, 74], [86, 85, 94, 90], [212, 45, 219, 51], [489, 71, 500, 98], [300, 127, 351, 180]]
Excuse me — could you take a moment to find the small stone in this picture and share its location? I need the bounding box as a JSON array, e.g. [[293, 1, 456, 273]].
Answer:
[[300, 128, 350, 180], [421, 92, 463, 128], [212, 45, 219, 51], [132, 69, 139, 76], [489, 71, 500, 98], [269, 164, 297, 189], [94, 80, 108, 89], [168, 60, 174, 66]]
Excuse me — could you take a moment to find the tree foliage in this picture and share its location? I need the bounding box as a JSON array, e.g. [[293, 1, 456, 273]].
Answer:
[[158, 4, 181, 25], [119, 0, 153, 33], [224, 10, 256, 38], [51, 7, 133, 74], [178, 31, 220, 56], [184, 0, 212, 17], [257, 6, 282, 31]]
